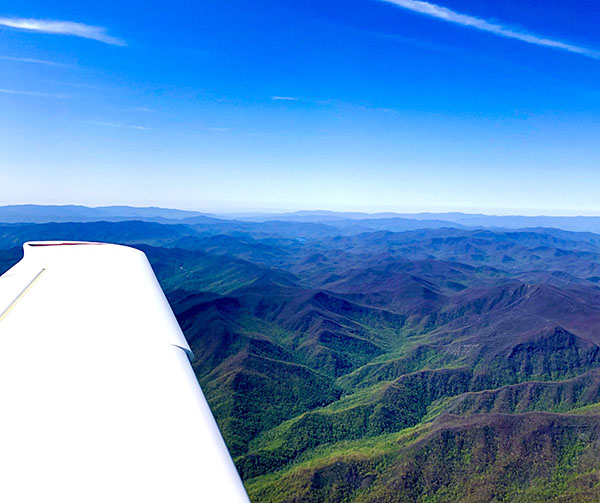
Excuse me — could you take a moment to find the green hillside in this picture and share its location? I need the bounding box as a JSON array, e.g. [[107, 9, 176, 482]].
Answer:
[[4, 221, 600, 501]]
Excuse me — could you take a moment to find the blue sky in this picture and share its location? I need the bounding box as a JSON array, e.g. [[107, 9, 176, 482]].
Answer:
[[1, 0, 600, 214]]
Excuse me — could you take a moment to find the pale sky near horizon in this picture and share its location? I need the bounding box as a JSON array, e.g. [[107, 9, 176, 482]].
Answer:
[[2, 1, 600, 214]]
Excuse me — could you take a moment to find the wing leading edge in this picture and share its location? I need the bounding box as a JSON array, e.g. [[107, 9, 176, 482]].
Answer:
[[0, 242, 250, 502]]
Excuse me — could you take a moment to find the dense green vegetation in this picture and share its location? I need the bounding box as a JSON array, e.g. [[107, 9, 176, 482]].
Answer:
[[247, 413, 600, 503], [4, 216, 600, 501]]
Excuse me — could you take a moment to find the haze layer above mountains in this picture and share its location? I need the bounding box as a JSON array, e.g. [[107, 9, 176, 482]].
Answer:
[[3, 205, 600, 502], [7, 204, 600, 234]]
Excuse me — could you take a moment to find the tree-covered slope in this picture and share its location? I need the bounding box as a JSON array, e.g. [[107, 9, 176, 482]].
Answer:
[[4, 221, 600, 501], [247, 412, 600, 503]]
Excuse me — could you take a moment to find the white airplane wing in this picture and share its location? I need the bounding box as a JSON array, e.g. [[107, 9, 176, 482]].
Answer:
[[0, 242, 250, 502]]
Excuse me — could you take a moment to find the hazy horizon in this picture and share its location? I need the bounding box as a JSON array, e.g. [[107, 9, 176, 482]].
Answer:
[[6, 201, 600, 219]]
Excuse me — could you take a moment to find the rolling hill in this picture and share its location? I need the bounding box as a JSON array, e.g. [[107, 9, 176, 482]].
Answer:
[[3, 215, 600, 501]]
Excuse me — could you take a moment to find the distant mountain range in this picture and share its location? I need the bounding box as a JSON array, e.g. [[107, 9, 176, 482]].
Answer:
[[6, 204, 600, 235], [3, 218, 600, 501], [0, 204, 220, 224]]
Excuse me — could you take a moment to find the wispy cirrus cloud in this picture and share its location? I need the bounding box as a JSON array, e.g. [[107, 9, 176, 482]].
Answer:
[[0, 87, 69, 98], [0, 54, 64, 66], [91, 121, 151, 130], [0, 17, 125, 46], [271, 96, 300, 101], [378, 0, 600, 59]]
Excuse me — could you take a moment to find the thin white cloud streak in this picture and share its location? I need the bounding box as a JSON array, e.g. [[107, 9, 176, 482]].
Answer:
[[44, 80, 114, 90], [271, 96, 299, 101], [0, 88, 69, 98], [91, 121, 151, 130], [0, 54, 64, 66], [0, 17, 125, 46], [379, 0, 600, 59]]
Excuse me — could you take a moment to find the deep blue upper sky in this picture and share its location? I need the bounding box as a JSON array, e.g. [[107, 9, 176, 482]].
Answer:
[[2, 0, 600, 213]]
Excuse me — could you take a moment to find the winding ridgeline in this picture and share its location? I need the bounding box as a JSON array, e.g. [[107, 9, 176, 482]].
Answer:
[[4, 208, 600, 502]]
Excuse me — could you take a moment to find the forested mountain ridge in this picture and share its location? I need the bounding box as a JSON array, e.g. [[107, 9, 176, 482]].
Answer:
[[3, 217, 600, 501], [8, 204, 600, 234]]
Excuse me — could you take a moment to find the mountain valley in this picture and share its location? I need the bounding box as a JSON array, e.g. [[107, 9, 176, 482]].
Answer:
[[2, 211, 600, 501]]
